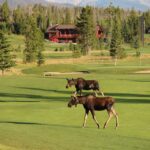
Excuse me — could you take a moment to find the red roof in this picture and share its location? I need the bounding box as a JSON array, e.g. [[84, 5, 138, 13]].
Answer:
[[46, 24, 77, 32]]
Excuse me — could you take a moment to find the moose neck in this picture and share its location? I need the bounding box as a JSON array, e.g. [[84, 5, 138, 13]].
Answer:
[[73, 79, 77, 85], [77, 96, 86, 105]]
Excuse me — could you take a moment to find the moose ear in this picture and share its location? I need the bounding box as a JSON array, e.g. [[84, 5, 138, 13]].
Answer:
[[66, 78, 69, 81], [72, 78, 74, 81]]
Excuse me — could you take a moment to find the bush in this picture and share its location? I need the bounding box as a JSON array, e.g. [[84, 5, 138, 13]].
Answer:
[[72, 44, 81, 58], [15, 45, 21, 52], [54, 48, 58, 52], [135, 49, 141, 57], [69, 43, 74, 51], [117, 48, 127, 59], [0, 22, 7, 32], [100, 51, 105, 56], [59, 47, 64, 51]]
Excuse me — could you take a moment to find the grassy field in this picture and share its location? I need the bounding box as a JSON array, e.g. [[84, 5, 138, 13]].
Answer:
[[0, 34, 149, 150], [0, 64, 150, 150]]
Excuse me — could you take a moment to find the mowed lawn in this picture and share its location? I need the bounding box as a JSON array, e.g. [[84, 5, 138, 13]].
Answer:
[[0, 66, 150, 150]]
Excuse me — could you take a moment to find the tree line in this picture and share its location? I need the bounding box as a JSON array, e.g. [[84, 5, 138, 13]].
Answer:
[[0, 1, 149, 35]]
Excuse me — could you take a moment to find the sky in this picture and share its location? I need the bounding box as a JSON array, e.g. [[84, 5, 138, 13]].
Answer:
[[46, 0, 150, 7]]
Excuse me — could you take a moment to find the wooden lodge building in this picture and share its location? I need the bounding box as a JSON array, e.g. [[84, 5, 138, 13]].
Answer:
[[46, 24, 103, 43]]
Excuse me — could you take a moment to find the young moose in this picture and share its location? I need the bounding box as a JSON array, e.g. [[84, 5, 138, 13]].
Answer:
[[68, 95, 119, 129], [66, 78, 104, 96]]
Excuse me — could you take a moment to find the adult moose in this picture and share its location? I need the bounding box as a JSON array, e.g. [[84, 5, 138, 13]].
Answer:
[[66, 78, 104, 96], [68, 95, 119, 129]]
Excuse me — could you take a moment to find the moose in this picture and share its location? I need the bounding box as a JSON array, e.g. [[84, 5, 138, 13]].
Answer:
[[66, 78, 104, 96], [68, 95, 119, 129]]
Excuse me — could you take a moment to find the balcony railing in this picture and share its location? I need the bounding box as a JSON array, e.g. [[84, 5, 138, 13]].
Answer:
[[58, 34, 79, 38]]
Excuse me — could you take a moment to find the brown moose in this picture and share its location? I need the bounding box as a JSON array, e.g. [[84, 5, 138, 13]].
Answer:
[[68, 95, 119, 129]]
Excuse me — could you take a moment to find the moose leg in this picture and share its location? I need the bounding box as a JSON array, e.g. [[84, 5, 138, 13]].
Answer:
[[73, 91, 77, 96], [83, 109, 89, 128], [80, 90, 82, 96], [90, 110, 100, 128], [103, 110, 113, 129], [74, 89, 80, 96], [94, 90, 98, 96], [111, 107, 119, 129], [99, 89, 104, 97]]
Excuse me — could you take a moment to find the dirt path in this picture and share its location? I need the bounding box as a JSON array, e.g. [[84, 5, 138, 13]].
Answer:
[[0, 68, 23, 76], [43, 71, 89, 76], [135, 70, 150, 74]]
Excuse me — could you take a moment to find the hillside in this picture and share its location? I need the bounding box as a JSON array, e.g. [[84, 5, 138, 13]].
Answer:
[[0, 0, 48, 8], [0, 0, 74, 8], [79, 0, 149, 10]]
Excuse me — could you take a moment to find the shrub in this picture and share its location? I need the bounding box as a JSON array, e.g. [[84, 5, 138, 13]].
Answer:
[[117, 48, 127, 59], [59, 47, 64, 51], [135, 49, 141, 57], [72, 44, 81, 58]]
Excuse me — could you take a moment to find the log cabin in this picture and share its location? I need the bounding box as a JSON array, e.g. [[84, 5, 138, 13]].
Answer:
[[46, 24, 103, 43]]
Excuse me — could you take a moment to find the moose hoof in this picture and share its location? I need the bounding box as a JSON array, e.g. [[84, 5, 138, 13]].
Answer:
[[115, 124, 119, 130], [103, 123, 107, 129]]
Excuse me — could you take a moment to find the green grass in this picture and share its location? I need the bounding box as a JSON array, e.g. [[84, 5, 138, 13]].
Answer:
[[0, 34, 149, 150], [44, 40, 70, 51], [0, 65, 150, 150], [45, 52, 72, 59], [22, 64, 84, 75], [22, 62, 150, 75]]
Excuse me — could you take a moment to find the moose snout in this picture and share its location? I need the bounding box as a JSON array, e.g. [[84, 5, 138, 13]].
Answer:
[[68, 103, 72, 107], [66, 85, 69, 88]]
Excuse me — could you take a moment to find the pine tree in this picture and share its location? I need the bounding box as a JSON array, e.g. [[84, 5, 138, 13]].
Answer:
[[0, 30, 15, 75], [76, 6, 95, 55], [24, 16, 45, 64], [121, 20, 130, 43], [13, 6, 21, 34], [37, 30, 45, 66], [127, 9, 140, 45], [110, 15, 126, 60], [143, 10, 150, 33], [1, 0, 9, 23], [24, 17, 37, 63]]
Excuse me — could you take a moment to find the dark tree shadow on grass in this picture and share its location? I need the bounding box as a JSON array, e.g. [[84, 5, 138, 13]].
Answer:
[[106, 92, 150, 98], [116, 98, 150, 104], [0, 121, 80, 129], [0, 100, 40, 103], [0, 90, 149, 104], [106, 93, 150, 104], [0, 121, 45, 125], [15, 86, 71, 95], [0, 92, 69, 102], [117, 78, 150, 83]]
